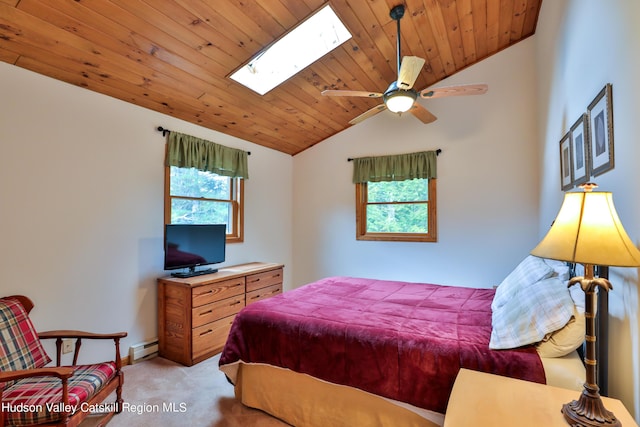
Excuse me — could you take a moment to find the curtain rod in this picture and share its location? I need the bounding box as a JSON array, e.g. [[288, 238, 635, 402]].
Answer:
[[347, 148, 441, 162], [156, 126, 251, 155], [157, 126, 171, 136]]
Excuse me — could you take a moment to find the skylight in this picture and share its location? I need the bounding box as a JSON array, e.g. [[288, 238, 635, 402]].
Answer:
[[229, 5, 352, 95]]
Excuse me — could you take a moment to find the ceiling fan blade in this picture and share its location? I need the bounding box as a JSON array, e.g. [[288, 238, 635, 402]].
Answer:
[[409, 103, 437, 124], [419, 83, 488, 99], [321, 90, 383, 98], [397, 56, 426, 90], [349, 104, 387, 125]]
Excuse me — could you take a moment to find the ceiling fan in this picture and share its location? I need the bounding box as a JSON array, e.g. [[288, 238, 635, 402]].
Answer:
[[321, 4, 488, 125]]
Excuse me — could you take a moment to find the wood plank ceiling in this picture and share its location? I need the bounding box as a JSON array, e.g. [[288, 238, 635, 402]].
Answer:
[[0, 0, 542, 155]]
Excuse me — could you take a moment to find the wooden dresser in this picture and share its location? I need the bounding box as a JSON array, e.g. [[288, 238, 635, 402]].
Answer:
[[157, 262, 284, 366]]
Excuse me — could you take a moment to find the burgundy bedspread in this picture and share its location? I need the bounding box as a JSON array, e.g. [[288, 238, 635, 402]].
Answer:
[[219, 276, 545, 413]]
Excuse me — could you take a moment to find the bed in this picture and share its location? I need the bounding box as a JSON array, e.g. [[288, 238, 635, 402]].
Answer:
[[219, 256, 605, 427]]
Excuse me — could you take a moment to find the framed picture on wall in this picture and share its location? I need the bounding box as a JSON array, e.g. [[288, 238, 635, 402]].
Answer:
[[588, 84, 614, 176], [570, 113, 590, 185], [559, 131, 573, 191]]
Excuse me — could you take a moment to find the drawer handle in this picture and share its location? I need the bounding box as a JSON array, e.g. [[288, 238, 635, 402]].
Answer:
[[230, 301, 241, 306], [250, 294, 261, 300], [200, 329, 213, 336], [199, 310, 213, 316]]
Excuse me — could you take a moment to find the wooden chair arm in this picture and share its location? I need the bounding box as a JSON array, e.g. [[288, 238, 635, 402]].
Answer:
[[38, 331, 127, 367], [38, 330, 127, 340], [0, 367, 74, 383]]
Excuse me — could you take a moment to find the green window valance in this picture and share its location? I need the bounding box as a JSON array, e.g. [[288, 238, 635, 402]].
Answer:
[[166, 131, 249, 179], [352, 150, 437, 183]]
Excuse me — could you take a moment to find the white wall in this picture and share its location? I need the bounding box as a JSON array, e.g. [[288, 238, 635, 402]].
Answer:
[[0, 62, 292, 363], [292, 38, 540, 289], [535, 0, 640, 420]]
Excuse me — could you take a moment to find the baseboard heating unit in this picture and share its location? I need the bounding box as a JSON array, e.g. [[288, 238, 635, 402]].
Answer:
[[129, 338, 159, 364]]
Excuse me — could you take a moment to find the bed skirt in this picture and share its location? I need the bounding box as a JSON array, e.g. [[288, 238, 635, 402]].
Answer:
[[227, 361, 444, 427], [223, 351, 585, 427]]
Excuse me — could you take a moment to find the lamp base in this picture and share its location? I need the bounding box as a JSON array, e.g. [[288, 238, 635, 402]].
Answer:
[[562, 384, 621, 427]]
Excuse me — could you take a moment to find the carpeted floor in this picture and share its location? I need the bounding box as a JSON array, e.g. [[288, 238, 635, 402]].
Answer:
[[80, 354, 290, 427]]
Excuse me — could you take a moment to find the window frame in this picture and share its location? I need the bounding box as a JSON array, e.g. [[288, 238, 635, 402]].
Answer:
[[164, 165, 244, 243], [355, 178, 437, 242]]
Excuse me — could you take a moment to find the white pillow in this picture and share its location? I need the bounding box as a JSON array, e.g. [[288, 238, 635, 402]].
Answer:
[[536, 306, 585, 357], [543, 258, 585, 314], [542, 258, 571, 282], [490, 276, 575, 350], [569, 283, 586, 314], [492, 256, 554, 311]]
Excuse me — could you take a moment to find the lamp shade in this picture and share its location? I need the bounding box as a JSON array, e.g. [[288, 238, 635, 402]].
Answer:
[[531, 187, 640, 267]]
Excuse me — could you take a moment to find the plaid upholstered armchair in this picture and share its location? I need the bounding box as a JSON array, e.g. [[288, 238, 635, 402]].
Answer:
[[0, 295, 126, 427]]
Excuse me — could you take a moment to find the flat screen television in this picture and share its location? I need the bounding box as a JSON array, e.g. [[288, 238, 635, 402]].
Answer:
[[164, 224, 226, 278]]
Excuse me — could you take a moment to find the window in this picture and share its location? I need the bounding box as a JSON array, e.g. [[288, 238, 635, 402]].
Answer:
[[165, 166, 244, 243], [356, 178, 436, 242], [229, 4, 352, 95], [353, 149, 438, 243], [164, 131, 248, 243]]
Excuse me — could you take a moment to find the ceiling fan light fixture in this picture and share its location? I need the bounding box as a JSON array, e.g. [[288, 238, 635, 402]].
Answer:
[[384, 89, 417, 113]]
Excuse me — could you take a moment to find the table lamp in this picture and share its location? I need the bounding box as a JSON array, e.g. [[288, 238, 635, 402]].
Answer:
[[530, 182, 640, 427]]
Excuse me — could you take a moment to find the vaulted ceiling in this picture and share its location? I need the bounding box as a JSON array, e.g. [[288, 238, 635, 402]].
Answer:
[[0, 0, 542, 155]]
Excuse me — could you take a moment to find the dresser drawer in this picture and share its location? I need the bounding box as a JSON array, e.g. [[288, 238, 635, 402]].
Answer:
[[192, 315, 236, 359], [192, 295, 244, 328], [246, 283, 282, 305], [192, 277, 245, 307], [246, 268, 283, 293]]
